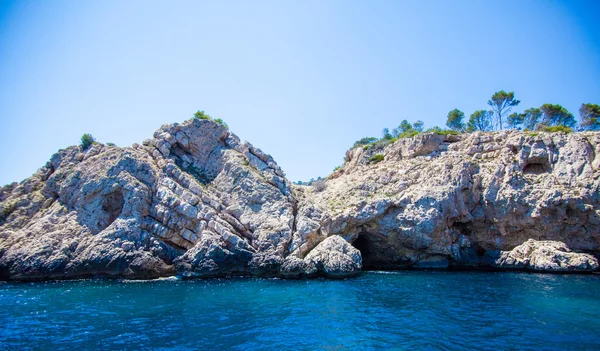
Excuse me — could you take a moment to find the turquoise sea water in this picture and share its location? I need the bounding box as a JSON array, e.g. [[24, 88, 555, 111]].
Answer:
[[1, 271, 599, 350]]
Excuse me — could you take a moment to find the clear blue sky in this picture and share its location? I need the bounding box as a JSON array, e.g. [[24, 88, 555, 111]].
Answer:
[[1, 0, 599, 186]]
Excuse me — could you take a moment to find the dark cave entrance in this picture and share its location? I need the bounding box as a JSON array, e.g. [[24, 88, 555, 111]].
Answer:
[[523, 161, 550, 174], [352, 233, 380, 270], [102, 190, 124, 228]]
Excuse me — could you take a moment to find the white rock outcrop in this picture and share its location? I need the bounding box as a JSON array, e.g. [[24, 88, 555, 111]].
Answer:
[[492, 239, 598, 272], [307, 130, 600, 272], [303, 235, 362, 278], [1, 121, 599, 280]]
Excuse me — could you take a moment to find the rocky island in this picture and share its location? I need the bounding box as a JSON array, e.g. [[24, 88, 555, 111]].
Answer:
[[1, 118, 598, 280]]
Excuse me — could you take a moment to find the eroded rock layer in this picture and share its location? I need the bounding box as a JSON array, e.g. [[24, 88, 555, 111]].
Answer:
[[0, 120, 598, 280], [313, 131, 600, 271]]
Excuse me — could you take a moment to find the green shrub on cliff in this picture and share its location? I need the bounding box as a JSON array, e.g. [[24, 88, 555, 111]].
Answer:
[[392, 120, 423, 139], [435, 129, 461, 136], [398, 129, 420, 139], [213, 118, 229, 129], [193, 110, 211, 120], [353, 137, 378, 149], [424, 126, 443, 133], [80, 134, 95, 150], [424, 126, 460, 135], [540, 125, 572, 133], [369, 154, 384, 164], [191, 110, 228, 129]]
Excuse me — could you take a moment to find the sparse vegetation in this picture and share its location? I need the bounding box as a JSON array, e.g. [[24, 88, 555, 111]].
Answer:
[[193, 110, 211, 120], [412, 120, 424, 132], [398, 129, 420, 139], [424, 126, 443, 133], [382, 128, 393, 140], [466, 110, 493, 132], [392, 120, 424, 138], [329, 92, 595, 172], [369, 154, 384, 164], [80, 133, 95, 150], [106, 142, 116, 147], [521, 108, 543, 130], [507, 112, 523, 129], [488, 90, 520, 130], [351, 120, 429, 152], [434, 129, 461, 136], [353, 137, 378, 149], [191, 110, 229, 129], [446, 109, 465, 131], [540, 125, 572, 133], [539, 104, 576, 129], [580, 103, 600, 131], [213, 118, 229, 129]]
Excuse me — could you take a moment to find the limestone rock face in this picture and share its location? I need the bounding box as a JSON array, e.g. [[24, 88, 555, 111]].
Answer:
[[492, 239, 599, 272], [0, 119, 305, 279], [307, 130, 600, 272], [1, 121, 599, 280]]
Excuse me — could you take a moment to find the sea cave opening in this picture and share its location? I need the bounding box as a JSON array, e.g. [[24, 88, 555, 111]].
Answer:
[[352, 233, 379, 270]]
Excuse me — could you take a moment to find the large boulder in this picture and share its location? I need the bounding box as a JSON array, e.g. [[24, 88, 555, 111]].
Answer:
[[303, 235, 362, 278], [492, 239, 599, 272]]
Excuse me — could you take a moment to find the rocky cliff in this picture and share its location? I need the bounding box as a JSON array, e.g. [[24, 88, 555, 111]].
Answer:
[[1, 119, 598, 280]]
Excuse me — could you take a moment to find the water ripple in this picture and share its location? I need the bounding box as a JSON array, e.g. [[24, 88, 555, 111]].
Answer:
[[0, 272, 599, 350]]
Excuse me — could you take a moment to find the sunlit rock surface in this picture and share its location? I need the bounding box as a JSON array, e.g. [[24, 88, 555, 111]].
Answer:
[[1, 120, 599, 280]]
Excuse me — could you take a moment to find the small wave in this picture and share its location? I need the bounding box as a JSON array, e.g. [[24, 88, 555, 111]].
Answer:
[[119, 276, 182, 283], [368, 271, 403, 275]]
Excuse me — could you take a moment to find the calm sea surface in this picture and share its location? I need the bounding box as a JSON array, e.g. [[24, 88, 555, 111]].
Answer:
[[1, 271, 599, 350]]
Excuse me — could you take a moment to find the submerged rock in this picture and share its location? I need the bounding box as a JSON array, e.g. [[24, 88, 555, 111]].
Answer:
[[1, 120, 599, 280]]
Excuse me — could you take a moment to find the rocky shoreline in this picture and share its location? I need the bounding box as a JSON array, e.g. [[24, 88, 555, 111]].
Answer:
[[1, 119, 599, 280]]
